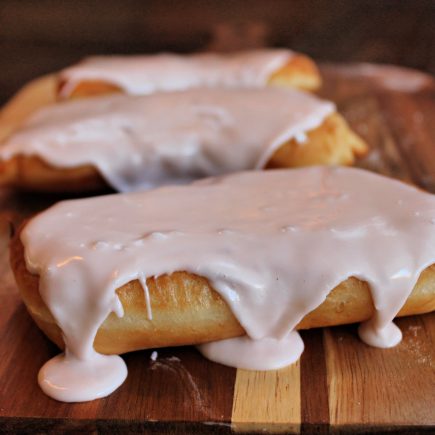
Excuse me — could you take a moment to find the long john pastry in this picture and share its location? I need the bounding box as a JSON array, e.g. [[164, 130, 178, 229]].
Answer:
[[10, 166, 435, 402], [0, 88, 366, 192], [59, 49, 321, 98], [0, 49, 320, 142]]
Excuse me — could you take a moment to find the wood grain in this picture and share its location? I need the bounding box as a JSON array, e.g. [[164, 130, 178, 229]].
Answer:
[[0, 63, 434, 433], [300, 330, 329, 434], [231, 363, 300, 433], [325, 314, 435, 430], [377, 90, 435, 192]]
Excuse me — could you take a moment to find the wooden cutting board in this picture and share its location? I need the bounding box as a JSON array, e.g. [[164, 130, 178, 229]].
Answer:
[[0, 63, 434, 434]]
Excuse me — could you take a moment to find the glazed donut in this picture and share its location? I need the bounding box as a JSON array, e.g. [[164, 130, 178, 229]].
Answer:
[[10, 166, 435, 402], [10, 231, 435, 355], [0, 50, 321, 143], [58, 50, 322, 99], [0, 112, 367, 192], [10, 166, 435, 356]]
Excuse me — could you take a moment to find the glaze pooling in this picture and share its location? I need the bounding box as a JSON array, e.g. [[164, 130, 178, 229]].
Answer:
[[21, 167, 435, 402], [59, 49, 294, 97], [198, 331, 304, 371], [39, 352, 127, 403], [0, 88, 334, 192]]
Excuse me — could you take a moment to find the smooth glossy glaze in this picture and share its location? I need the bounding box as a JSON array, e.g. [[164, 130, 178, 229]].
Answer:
[[21, 167, 435, 401], [59, 49, 294, 97], [0, 88, 334, 191]]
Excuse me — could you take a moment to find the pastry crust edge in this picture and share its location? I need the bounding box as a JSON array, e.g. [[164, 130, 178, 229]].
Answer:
[[10, 224, 435, 355]]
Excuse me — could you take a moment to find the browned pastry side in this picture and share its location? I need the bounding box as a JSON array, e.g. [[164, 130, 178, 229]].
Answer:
[[0, 75, 56, 143], [0, 53, 321, 143], [267, 53, 322, 91], [60, 53, 322, 99], [10, 228, 435, 355], [0, 113, 367, 192]]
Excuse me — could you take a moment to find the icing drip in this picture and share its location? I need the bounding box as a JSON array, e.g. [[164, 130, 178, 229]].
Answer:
[[0, 88, 334, 192], [21, 167, 435, 402], [358, 317, 402, 348], [59, 49, 294, 97], [139, 274, 153, 320], [198, 332, 304, 371], [39, 352, 127, 403]]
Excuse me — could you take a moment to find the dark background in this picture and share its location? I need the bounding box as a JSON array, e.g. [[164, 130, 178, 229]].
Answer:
[[0, 0, 434, 104]]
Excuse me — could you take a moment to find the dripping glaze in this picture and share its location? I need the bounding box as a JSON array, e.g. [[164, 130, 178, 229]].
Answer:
[[21, 166, 435, 402], [0, 88, 334, 192]]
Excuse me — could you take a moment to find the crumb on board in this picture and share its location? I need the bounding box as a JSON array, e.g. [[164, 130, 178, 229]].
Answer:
[[150, 351, 158, 361]]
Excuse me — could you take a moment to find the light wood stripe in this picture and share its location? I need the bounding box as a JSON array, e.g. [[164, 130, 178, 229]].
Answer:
[[231, 362, 301, 433], [325, 315, 435, 429]]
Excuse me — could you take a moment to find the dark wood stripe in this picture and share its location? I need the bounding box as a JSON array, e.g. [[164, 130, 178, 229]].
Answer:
[[0, 417, 234, 434], [0, 295, 20, 330], [97, 346, 236, 430], [0, 299, 236, 432], [0, 303, 91, 421], [300, 329, 329, 434], [320, 65, 415, 184], [376, 90, 435, 192]]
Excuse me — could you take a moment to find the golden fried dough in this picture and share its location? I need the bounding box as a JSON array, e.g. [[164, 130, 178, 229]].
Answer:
[[267, 53, 321, 91], [0, 112, 367, 192], [0, 75, 56, 143], [10, 229, 435, 355], [0, 53, 320, 142], [61, 53, 321, 99]]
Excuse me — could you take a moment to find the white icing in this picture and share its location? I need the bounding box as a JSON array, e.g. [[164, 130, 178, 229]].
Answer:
[[21, 167, 435, 402], [0, 88, 334, 192], [358, 319, 402, 348], [198, 331, 304, 370], [150, 351, 158, 361], [38, 352, 127, 403], [59, 49, 294, 97]]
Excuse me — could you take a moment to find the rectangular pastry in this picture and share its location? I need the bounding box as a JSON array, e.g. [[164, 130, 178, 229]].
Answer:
[[0, 88, 367, 192], [10, 167, 435, 402], [0, 49, 320, 142], [58, 49, 321, 98]]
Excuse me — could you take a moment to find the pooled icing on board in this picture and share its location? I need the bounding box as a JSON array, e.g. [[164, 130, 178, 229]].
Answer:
[[21, 167, 435, 402], [0, 88, 334, 192], [59, 49, 295, 97]]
